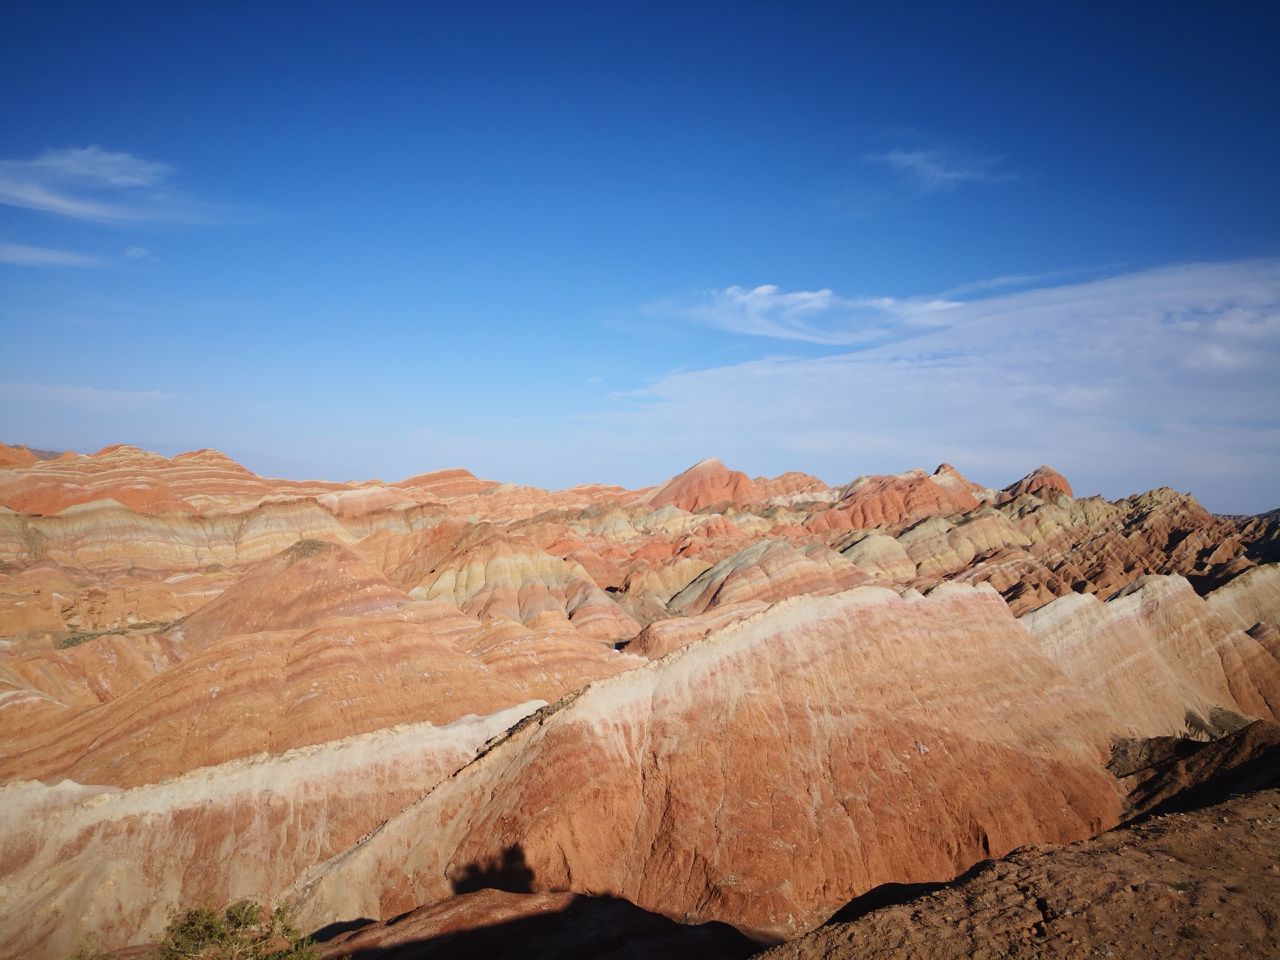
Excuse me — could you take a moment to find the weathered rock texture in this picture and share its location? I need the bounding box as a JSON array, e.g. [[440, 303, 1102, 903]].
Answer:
[[0, 706, 539, 960], [0, 444, 1275, 959], [289, 578, 1276, 943], [762, 786, 1280, 960]]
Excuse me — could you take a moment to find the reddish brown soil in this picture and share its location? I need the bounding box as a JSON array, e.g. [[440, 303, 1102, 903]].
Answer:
[[763, 788, 1280, 960]]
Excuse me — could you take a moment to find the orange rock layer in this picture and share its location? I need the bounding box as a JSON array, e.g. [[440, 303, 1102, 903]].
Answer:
[[0, 444, 1275, 959]]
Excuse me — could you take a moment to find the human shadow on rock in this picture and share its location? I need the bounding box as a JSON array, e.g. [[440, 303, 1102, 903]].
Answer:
[[319, 846, 759, 959], [448, 842, 535, 895]]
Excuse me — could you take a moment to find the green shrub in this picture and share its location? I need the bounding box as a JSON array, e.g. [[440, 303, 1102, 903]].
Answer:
[[146, 899, 319, 960]]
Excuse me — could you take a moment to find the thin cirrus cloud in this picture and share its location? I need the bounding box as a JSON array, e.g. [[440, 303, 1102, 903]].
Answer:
[[0, 242, 103, 268], [0, 145, 249, 225], [865, 148, 1014, 192], [661, 283, 959, 347], [600, 259, 1280, 513]]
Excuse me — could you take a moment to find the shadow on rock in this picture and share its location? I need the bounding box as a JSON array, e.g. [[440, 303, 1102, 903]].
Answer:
[[448, 842, 536, 895], [318, 846, 759, 959], [312, 917, 379, 944], [823, 880, 949, 926]]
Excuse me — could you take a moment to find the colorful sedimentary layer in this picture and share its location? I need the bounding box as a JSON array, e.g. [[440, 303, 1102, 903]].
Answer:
[[0, 443, 1275, 958]]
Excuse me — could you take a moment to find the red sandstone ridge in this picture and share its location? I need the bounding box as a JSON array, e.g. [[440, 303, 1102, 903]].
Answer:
[[0, 444, 1277, 960], [1002, 464, 1074, 500], [0, 441, 69, 469], [643, 457, 760, 511], [801, 464, 985, 535], [0, 443, 338, 514], [393, 466, 500, 499], [0, 442, 38, 468], [290, 584, 1127, 941], [752, 470, 831, 500]]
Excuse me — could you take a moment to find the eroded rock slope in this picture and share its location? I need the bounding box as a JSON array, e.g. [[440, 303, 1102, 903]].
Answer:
[[0, 444, 1275, 958]]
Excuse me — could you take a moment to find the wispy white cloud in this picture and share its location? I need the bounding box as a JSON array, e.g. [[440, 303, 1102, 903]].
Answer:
[[658, 283, 956, 346], [0, 145, 248, 224], [0, 242, 102, 268], [0, 179, 139, 221], [938, 266, 1106, 298], [26, 145, 172, 186], [866, 148, 1013, 192], [123, 245, 152, 260], [601, 261, 1280, 512]]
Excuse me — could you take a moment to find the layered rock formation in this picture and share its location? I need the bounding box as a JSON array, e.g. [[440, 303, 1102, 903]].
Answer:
[[0, 541, 637, 788], [665, 539, 868, 615], [0, 443, 1276, 959], [290, 584, 1129, 942], [1023, 574, 1280, 737], [0, 442, 62, 469], [642, 457, 759, 512], [0, 705, 540, 960], [289, 575, 1277, 943]]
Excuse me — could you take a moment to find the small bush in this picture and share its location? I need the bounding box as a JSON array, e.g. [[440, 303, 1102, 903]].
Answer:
[[146, 899, 319, 960]]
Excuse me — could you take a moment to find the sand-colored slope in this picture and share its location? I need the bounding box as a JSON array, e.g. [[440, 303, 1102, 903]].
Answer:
[[1023, 572, 1280, 736], [0, 444, 352, 514], [0, 541, 640, 787], [1206, 561, 1280, 638], [404, 529, 640, 640], [667, 539, 868, 615], [0, 704, 540, 960]]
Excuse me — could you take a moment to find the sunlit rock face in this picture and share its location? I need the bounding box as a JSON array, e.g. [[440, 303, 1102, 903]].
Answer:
[[1001, 464, 1075, 501], [641, 456, 761, 512], [291, 584, 1125, 941], [1022, 573, 1280, 737], [0, 445, 1276, 959], [0, 705, 542, 960]]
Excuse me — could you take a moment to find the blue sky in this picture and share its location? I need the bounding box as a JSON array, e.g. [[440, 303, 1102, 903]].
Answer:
[[1, 2, 1278, 511]]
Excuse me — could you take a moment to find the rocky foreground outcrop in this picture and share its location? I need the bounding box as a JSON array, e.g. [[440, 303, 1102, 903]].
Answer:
[[0, 445, 1276, 958], [763, 785, 1280, 960]]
